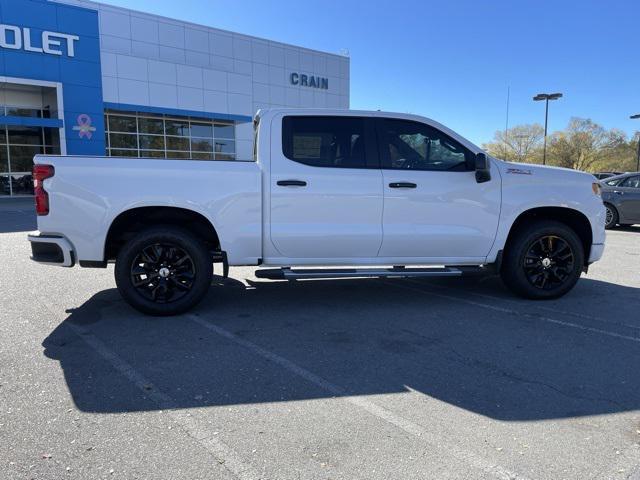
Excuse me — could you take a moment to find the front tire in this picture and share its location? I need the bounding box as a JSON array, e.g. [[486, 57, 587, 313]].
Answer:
[[500, 220, 584, 300], [114, 226, 213, 316]]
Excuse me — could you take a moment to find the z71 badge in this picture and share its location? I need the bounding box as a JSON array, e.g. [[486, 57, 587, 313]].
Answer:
[[506, 168, 533, 175]]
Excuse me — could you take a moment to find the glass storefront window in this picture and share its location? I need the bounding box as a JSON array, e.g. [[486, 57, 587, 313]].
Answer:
[[166, 151, 190, 159], [166, 136, 190, 151], [5, 107, 42, 118], [191, 123, 213, 138], [105, 110, 237, 161], [0, 175, 10, 196], [9, 146, 44, 172], [108, 116, 137, 133], [0, 82, 62, 196], [8, 126, 44, 146], [140, 150, 165, 158], [110, 149, 139, 157], [139, 135, 165, 150], [192, 152, 214, 160], [0, 147, 8, 172], [10, 174, 34, 195], [214, 139, 235, 154], [0, 104, 52, 118], [165, 120, 190, 137], [214, 124, 235, 139], [109, 133, 138, 149], [44, 128, 60, 149], [138, 117, 164, 135], [0, 125, 60, 196], [191, 138, 213, 152]]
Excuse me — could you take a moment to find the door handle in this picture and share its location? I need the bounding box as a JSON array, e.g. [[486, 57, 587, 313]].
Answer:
[[277, 180, 307, 187], [613, 190, 624, 195], [389, 182, 417, 189]]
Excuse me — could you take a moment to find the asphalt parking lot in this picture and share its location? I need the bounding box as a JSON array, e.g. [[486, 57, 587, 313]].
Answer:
[[1, 201, 640, 480]]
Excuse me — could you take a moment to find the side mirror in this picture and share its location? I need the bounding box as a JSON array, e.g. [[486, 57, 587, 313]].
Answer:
[[475, 152, 491, 183]]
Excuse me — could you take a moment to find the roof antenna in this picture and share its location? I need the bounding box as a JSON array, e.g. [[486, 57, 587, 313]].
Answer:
[[504, 86, 510, 160]]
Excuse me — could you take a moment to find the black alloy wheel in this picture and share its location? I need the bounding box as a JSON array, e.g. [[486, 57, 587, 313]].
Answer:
[[115, 226, 213, 316], [130, 243, 196, 303], [523, 235, 575, 291], [500, 220, 584, 299]]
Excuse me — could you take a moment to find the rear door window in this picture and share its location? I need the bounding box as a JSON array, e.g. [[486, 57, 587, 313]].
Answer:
[[282, 116, 377, 169], [621, 176, 640, 188]]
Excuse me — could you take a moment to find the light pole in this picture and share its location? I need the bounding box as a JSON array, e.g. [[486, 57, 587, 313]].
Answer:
[[631, 114, 640, 172], [533, 93, 563, 165]]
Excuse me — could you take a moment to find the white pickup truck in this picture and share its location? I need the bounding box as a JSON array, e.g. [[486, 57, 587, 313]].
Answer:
[[28, 109, 606, 315]]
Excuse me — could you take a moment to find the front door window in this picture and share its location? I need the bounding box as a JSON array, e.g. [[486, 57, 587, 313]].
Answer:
[[380, 119, 473, 171]]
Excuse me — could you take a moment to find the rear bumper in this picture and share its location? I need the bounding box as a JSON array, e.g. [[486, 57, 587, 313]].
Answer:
[[27, 231, 75, 267], [589, 243, 605, 264]]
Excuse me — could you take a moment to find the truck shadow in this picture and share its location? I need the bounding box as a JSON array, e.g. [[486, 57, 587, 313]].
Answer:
[[615, 225, 640, 233], [43, 274, 640, 421]]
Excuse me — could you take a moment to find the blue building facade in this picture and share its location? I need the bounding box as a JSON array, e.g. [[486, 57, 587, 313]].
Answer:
[[0, 0, 350, 196], [0, 0, 106, 155]]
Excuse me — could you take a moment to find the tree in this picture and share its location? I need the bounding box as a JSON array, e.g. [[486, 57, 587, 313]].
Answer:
[[546, 118, 626, 171], [482, 124, 544, 163], [482, 118, 634, 172], [591, 134, 637, 172]]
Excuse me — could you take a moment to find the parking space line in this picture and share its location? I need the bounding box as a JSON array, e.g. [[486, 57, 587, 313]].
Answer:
[[62, 321, 261, 480], [188, 314, 530, 480], [415, 279, 640, 332], [386, 280, 640, 344], [32, 290, 260, 479]]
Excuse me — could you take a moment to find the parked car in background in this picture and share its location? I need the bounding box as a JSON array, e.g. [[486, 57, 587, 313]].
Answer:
[[593, 171, 624, 180], [601, 172, 640, 228]]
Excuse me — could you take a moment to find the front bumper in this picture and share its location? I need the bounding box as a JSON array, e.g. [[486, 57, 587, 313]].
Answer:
[[27, 231, 75, 267]]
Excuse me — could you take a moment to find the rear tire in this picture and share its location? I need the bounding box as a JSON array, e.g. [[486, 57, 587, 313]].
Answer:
[[114, 226, 212, 316], [604, 203, 618, 229], [500, 220, 584, 300]]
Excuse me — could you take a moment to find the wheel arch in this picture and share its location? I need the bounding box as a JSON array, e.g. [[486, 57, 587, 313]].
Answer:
[[503, 206, 593, 266], [104, 206, 221, 262]]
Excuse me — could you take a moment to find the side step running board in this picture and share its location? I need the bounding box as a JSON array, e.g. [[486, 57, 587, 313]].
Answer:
[[255, 266, 468, 281]]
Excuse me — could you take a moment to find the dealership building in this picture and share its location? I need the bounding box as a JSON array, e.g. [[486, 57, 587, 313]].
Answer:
[[0, 0, 350, 196]]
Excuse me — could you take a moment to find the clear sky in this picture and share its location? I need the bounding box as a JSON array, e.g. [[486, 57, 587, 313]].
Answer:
[[98, 0, 639, 146]]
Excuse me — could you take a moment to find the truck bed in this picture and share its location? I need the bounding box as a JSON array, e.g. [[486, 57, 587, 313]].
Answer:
[[33, 155, 263, 265]]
